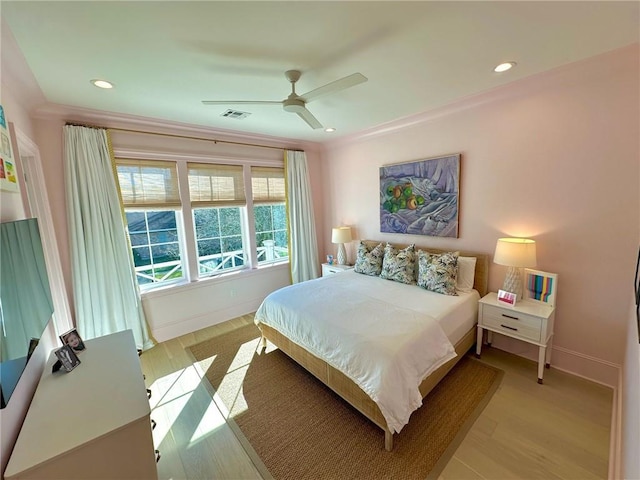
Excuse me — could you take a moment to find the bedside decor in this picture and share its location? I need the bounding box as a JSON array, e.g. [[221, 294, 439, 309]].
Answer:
[[493, 237, 537, 301], [523, 269, 557, 306], [497, 289, 517, 307], [380, 154, 460, 237], [332, 226, 352, 265]]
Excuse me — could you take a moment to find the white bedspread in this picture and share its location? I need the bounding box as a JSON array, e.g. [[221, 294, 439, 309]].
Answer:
[[254, 270, 476, 433]]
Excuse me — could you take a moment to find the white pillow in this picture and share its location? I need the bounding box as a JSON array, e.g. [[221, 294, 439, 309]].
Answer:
[[456, 256, 477, 293]]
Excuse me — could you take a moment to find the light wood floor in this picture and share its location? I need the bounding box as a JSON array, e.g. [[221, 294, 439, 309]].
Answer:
[[140, 315, 613, 480]]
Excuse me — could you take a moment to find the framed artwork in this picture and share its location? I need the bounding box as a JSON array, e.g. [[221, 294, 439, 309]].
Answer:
[[497, 289, 517, 307], [523, 269, 558, 307], [635, 246, 640, 342], [635, 246, 639, 307], [0, 105, 19, 193], [54, 345, 81, 372], [60, 328, 87, 353], [380, 153, 460, 237]]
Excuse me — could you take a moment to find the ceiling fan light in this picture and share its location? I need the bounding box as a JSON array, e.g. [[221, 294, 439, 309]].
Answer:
[[493, 62, 516, 73], [283, 98, 305, 113], [91, 79, 114, 89]]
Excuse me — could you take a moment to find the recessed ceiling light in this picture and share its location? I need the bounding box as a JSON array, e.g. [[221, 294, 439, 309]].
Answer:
[[91, 79, 114, 89], [324, 127, 336, 133], [493, 62, 516, 73]]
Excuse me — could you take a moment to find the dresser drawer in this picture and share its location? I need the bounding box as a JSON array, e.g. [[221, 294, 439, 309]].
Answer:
[[481, 304, 543, 342]]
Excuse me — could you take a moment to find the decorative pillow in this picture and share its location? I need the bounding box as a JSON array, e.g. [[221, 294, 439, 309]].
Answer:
[[354, 241, 385, 276], [456, 256, 477, 293], [417, 250, 459, 295], [380, 243, 416, 284]]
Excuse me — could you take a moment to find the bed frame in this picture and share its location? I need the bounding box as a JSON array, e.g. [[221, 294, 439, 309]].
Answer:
[[259, 241, 489, 451]]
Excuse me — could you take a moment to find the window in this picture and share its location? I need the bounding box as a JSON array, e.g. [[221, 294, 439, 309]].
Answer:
[[188, 162, 247, 277], [116, 160, 184, 287], [252, 167, 288, 264], [116, 158, 288, 290], [127, 210, 182, 285]]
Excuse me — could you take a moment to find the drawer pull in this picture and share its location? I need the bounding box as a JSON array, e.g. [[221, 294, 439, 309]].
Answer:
[[501, 313, 520, 320], [500, 323, 518, 331]]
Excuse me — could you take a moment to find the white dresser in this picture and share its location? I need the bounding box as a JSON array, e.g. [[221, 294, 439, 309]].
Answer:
[[5, 330, 157, 479]]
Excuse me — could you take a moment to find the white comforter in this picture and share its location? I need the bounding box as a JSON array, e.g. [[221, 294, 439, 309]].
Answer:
[[254, 271, 459, 433]]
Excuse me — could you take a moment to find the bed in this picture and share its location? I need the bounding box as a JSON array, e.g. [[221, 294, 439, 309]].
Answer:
[[254, 241, 489, 450]]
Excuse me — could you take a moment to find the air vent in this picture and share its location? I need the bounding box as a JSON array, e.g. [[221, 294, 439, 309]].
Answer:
[[221, 109, 251, 120]]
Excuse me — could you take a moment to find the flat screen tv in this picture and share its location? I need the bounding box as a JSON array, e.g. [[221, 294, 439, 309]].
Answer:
[[0, 218, 54, 408]]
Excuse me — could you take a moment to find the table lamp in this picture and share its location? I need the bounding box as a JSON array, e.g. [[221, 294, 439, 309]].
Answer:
[[332, 227, 352, 265], [493, 237, 537, 300]]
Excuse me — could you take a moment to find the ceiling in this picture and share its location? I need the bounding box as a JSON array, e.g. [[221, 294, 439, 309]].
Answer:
[[3, 1, 639, 143]]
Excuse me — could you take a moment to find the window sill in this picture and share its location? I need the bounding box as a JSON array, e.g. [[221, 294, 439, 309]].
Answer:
[[140, 261, 289, 300]]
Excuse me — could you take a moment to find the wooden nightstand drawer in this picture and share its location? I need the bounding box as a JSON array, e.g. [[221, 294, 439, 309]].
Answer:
[[481, 304, 543, 342]]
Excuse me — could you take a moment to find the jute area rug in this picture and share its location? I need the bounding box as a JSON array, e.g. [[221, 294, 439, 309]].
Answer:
[[188, 323, 503, 480]]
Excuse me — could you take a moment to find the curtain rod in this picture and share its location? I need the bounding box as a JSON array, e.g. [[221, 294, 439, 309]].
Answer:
[[65, 123, 303, 152]]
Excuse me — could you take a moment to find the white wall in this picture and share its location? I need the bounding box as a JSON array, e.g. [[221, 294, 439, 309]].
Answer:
[[320, 44, 640, 386]]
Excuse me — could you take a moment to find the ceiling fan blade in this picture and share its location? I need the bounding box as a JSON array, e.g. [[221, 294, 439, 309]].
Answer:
[[296, 108, 323, 130], [202, 100, 282, 105], [300, 73, 367, 102]]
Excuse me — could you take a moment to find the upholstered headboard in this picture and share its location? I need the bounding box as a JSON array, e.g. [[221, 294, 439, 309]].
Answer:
[[361, 240, 489, 298]]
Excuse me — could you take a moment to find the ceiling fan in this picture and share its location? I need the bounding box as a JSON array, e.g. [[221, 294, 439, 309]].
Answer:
[[202, 70, 367, 130]]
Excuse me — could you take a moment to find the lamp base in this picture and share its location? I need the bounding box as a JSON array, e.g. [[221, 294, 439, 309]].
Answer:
[[502, 266, 523, 301], [337, 244, 347, 265]]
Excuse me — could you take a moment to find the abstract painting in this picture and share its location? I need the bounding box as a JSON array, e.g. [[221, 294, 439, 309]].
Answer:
[[380, 154, 460, 237]]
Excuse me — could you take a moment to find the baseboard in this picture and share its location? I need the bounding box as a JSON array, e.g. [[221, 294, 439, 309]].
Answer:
[[151, 298, 263, 342], [489, 336, 620, 387], [608, 368, 623, 480]]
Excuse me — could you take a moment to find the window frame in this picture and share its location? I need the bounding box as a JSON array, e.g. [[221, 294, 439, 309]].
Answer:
[[117, 155, 288, 292]]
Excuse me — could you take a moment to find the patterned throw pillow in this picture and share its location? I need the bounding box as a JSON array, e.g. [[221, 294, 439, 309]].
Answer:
[[417, 250, 459, 295], [380, 243, 416, 284], [354, 241, 385, 276]]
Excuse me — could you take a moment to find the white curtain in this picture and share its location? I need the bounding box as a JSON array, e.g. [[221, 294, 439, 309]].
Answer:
[[63, 126, 153, 350], [285, 150, 320, 283]]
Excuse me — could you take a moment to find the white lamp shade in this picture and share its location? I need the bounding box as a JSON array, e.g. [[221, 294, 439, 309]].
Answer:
[[331, 227, 352, 244], [494, 238, 537, 267]]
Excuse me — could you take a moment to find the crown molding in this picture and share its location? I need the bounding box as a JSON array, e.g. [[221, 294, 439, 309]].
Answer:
[[31, 103, 323, 153], [325, 42, 638, 150]]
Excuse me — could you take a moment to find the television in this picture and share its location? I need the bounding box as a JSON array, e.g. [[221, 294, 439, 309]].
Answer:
[[0, 218, 54, 408]]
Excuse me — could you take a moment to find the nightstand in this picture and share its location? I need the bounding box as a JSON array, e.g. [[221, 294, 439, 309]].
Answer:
[[321, 263, 354, 277], [476, 292, 555, 384]]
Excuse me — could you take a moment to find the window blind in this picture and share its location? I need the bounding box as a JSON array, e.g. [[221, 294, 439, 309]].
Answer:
[[188, 163, 246, 207], [251, 167, 285, 204], [115, 159, 181, 209]]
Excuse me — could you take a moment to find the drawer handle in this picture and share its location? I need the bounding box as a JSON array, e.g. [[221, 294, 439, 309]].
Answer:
[[500, 323, 518, 331], [501, 314, 520, 320]]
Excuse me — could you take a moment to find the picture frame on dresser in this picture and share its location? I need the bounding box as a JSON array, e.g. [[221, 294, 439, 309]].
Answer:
[[60, 328, 87, 353], [54, 345, 81, 372]]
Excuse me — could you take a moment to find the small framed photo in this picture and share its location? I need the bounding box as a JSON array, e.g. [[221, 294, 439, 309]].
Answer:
[[497, 289, 517, 307], [59, 328, 86, 353], [54, 345, 81, 372]]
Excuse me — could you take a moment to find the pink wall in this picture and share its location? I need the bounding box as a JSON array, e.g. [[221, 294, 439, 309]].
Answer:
[[0, 93, 58, 480], [320, 45, 639, 383]]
